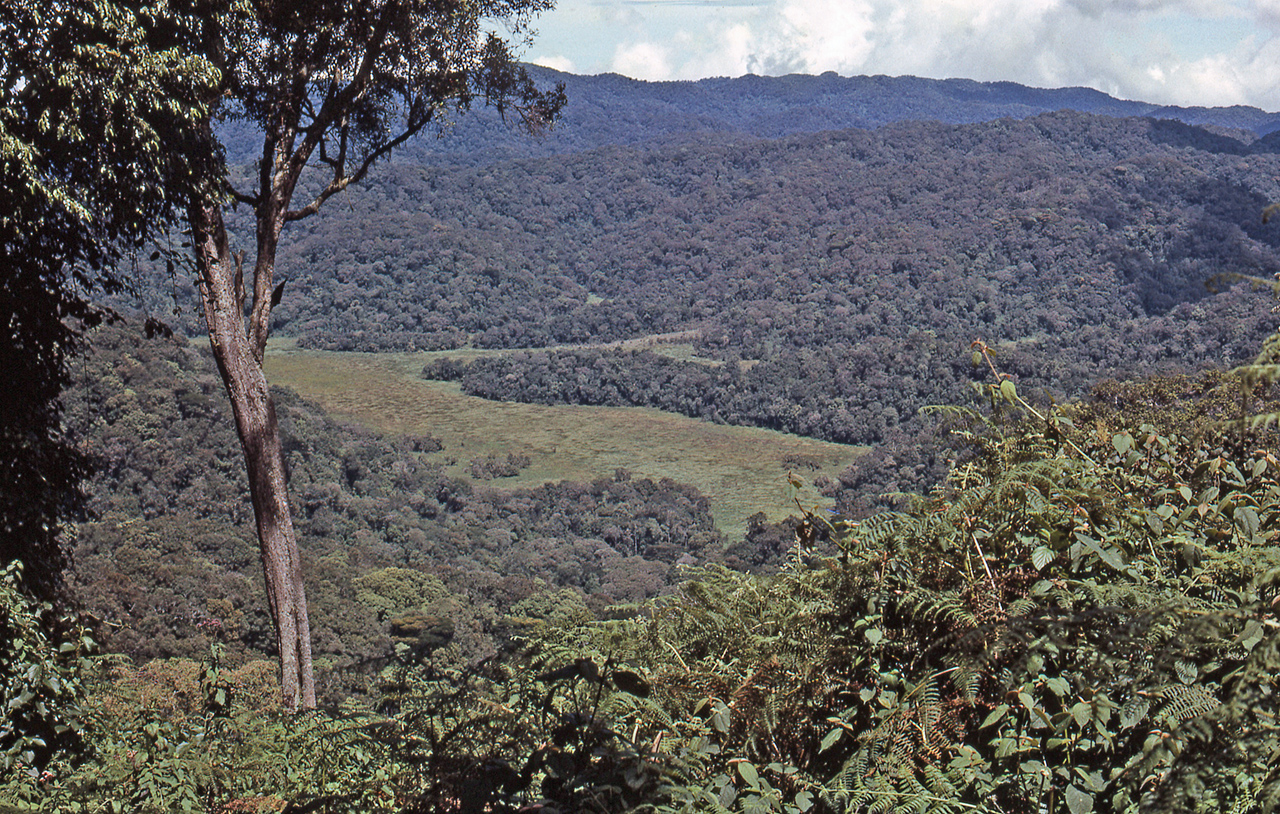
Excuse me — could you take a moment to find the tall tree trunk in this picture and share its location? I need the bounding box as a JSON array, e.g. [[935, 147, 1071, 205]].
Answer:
[[189, 199, 316, 712]]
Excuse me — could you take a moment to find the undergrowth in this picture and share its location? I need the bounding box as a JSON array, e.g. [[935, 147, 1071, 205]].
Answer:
[[7, 346, 1280, 813]]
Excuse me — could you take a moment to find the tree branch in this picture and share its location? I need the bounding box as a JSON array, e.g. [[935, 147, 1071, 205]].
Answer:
[[282, 0, 402, 188], [284, 110, 433, 222], [227, 183, 260, 207]]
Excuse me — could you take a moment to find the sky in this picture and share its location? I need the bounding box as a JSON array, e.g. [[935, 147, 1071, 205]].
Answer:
[[519, 0, 1280, 111]]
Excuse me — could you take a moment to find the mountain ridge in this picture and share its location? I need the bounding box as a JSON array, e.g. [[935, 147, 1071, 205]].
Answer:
[[219, 68, 1280, 167]]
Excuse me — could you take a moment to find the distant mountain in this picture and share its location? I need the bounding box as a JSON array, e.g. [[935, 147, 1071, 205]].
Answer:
[[221, 68, 1280, 167], [140, 74, 1280, 475]]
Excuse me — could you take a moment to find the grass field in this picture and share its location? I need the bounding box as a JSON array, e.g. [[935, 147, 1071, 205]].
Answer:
[[264, 343, 864, 538]]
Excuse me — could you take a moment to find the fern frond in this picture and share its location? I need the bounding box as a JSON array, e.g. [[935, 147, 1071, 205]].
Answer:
[[899, 589, 979, 630], [1154, 684, 1221, 726]]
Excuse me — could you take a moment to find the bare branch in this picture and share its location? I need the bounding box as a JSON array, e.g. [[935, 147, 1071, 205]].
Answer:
[[283, 110, 433, 222], [227, 183, 261, 208], [281, 0, 402, 183]]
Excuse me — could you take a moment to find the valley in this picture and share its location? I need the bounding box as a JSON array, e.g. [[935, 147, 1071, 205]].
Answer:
[[263, 339, 862, 537]]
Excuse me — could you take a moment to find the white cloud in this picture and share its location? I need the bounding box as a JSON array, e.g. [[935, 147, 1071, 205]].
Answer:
[[1252, 0, 1280, 31], [530, 54, 578, 73], [1064, 0, 1212, 16], [770, 0, 877, 73], [666, 22, 758, 78], [614, 41, 676, 80], [1139, 37, 1280, 108], [537, 0, 1280, 108], [1141, 55, 1251, 106]]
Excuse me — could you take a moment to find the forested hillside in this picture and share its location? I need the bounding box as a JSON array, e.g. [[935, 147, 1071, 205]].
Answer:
[[16, 58, 1280, 810], [239, 112, 1280, 453], [31, 326, 1280, 813], [123, 69, 1280, 465]]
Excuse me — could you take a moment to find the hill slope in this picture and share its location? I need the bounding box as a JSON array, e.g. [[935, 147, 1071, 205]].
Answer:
[[237, 112, 1280, 449]]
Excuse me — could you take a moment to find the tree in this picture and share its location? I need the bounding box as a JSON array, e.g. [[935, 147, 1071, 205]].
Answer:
[[1, 0, 214, 602], [183, 0, 565, 710], [1, 0, 213, 779]]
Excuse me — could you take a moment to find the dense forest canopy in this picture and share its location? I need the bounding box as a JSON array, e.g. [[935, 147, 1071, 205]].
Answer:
[[30, 321, 1280, 813], [66, 324, 723, 684], [280, 111, 1280, 351], [135, 111, 1280, 453], [121, 73, 1280, 464]]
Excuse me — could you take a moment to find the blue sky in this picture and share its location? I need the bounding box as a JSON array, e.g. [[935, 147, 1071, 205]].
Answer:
[[519, 0, 1280, 110]]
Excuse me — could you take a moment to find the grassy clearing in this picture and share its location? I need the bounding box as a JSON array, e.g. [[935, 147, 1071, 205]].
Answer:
[[264, 345, 864, 538]]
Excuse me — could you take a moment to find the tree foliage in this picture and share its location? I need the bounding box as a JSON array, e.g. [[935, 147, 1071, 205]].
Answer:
[[25, 333, 1280, 812], [160, 112, 1277, 468], [0, 0, 213, 600], [0, 562, 97, 784], [1, 7, 211, 795], [64, 323, 717, 688], [562, 358, 1280, 813]]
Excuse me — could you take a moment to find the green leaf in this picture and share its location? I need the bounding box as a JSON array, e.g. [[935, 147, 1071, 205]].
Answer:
[[737, 760, 759, 788], [1065, 784, 1095, 814], [1238, 619, 1265, 652], [1144, 511, 1164, 534], [1235, 507, 1260, 541], [980, 703, 1010, 729], [1175, 660, 1198, 685], [819, 728, 843, 753], [1112, 432, 1133, 456], [1018, 690, 1037, 712], [1120, 696, 1149, 729], [1077, 769, 1107, 793], [1071, 701, 1091, 728], [1020, 759, 1048, 776], [1000, 379, 1018, 403], [1031, 545, 1055, 571], [710, 702, 731, 734], [1045, 677, 1070, 697], [1074, 531, 1126, 570], [717, 783, 737, 808]]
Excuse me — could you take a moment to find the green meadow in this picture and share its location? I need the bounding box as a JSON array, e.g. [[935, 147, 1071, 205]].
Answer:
[[264, 342, 864, 538]]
